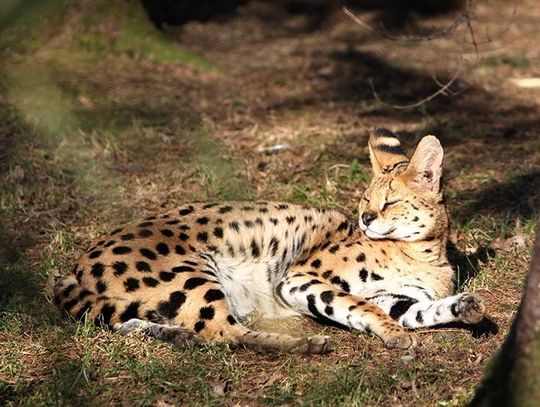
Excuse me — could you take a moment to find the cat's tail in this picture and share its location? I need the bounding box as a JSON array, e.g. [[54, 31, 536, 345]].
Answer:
[[229, 326, 333, 354]]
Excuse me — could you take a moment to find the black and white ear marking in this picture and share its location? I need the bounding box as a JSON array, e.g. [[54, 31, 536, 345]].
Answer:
[[368, 127, 409, 176]]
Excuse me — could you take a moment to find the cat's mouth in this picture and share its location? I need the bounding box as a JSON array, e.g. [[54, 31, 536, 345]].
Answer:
[[363, 226, 396, 240]]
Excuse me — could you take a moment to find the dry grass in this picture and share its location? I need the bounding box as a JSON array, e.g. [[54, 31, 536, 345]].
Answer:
[[1, 0, 539, 405]]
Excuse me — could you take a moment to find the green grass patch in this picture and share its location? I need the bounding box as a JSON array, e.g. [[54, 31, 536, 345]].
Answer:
[[73, 0, 216, 70], [0, 0, 68, 52], [479, 54, 530, 69]]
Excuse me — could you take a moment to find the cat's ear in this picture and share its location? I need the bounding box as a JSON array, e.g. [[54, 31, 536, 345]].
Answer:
[[403, 136, 443, 192], [368, 127, 409, 176]]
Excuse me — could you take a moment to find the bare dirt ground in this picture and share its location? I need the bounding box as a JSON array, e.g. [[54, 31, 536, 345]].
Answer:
[[1, 0, 539, 405]]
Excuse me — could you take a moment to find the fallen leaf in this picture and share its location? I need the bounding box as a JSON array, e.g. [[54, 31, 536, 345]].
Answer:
[[210, 379, 230, 397]]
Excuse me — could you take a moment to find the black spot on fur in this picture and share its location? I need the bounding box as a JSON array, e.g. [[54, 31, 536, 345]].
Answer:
[[179, 207, 194, 216], [158, 291, 186, 319], [337, 221, 349, 232], [99, 303, 115, 326], [172, 265, 194, 273], [124, 278, 140, 292], [359, 268, 368, 282], [329, 245, 339, 254], [219, 206, 233, 214], [199, 306, 215, 320], [174, 245, 186, 255], [165, 219, 180, 225], [91, 262, 105, 278], [451, 302, 460, 317], [227, 315, 237, 325], [96, 280, 107, 294], [320, 290, 334, 304], [184, 277, 207, 290], [112, 261, 128, 276], [140, 248, 157, 260], [197, 217, 209, 225], [179, 232, 190, 241], [322, 270, 333, 279], [286, 216, 296, 224], [197, 231, 208, 243], [416, 311, 424, 323], [389, 298, 418, 320], [213, 227, 224, 239], [156, 242, 169, 255], [142, 277, 160, 287], [104, 240, 116, 247], [159, 271, 175, 282], [89, 250, 102, 259], [311, 259, 321, 269], [78, 289, 92, 300], [113, 246, 132, 255], [138, 221, 153, 228], [229, 221, 240, 232], [356, 253, 366, 262], [299, 279, 322, 292], [306, 294, 335, 326], [194, 321, 205, 332], [371, 273, 383, 281], [138, 229, 153, 238], [63, 297, 79, 312], [250, 240, 260, 258], [110, 228, 123, 236], [203, 203, 218, 209], [276, 204, 289, 210], [62, 283, 77, 298], [204, 289, 225, 302], [160, 229, 174, 237], [330, 276, 350, 292], [120, 301, 140, 322], [120, 233, 135, 241], [136, 261, 151, 272], [325, 306, 334, 316], [270, 237, 279, 256]]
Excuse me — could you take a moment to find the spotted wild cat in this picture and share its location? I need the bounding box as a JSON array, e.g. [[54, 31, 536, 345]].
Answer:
[[53, 128, 485, 354]]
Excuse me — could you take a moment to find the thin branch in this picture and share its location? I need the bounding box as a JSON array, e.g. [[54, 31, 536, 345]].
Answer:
[[342, 7, 376, 33], [343, 6, 468, 42], [343, 1, 519, 109], [465, 0, 480, 57], [368, 69, 462, 110]]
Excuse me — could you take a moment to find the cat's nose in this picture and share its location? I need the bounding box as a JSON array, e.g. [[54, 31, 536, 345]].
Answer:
[[361, 211, 377, 226]]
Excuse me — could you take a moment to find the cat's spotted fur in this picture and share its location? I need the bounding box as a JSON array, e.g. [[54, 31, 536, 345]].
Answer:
[[53, 128, 485, 354]]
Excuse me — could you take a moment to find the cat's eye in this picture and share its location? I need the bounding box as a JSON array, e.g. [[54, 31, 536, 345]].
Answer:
[[381, 199, 400, 211]]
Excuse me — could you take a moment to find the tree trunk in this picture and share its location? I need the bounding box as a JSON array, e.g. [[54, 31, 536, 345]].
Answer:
[[471, 220, 540, 406]]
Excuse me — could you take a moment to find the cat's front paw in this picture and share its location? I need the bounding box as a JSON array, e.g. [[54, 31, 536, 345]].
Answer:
[[384, 331, 418, 350], [455, 293, 485, 324]]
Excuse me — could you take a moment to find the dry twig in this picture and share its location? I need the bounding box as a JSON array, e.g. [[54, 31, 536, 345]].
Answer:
[[343, 0, 518, 109]]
